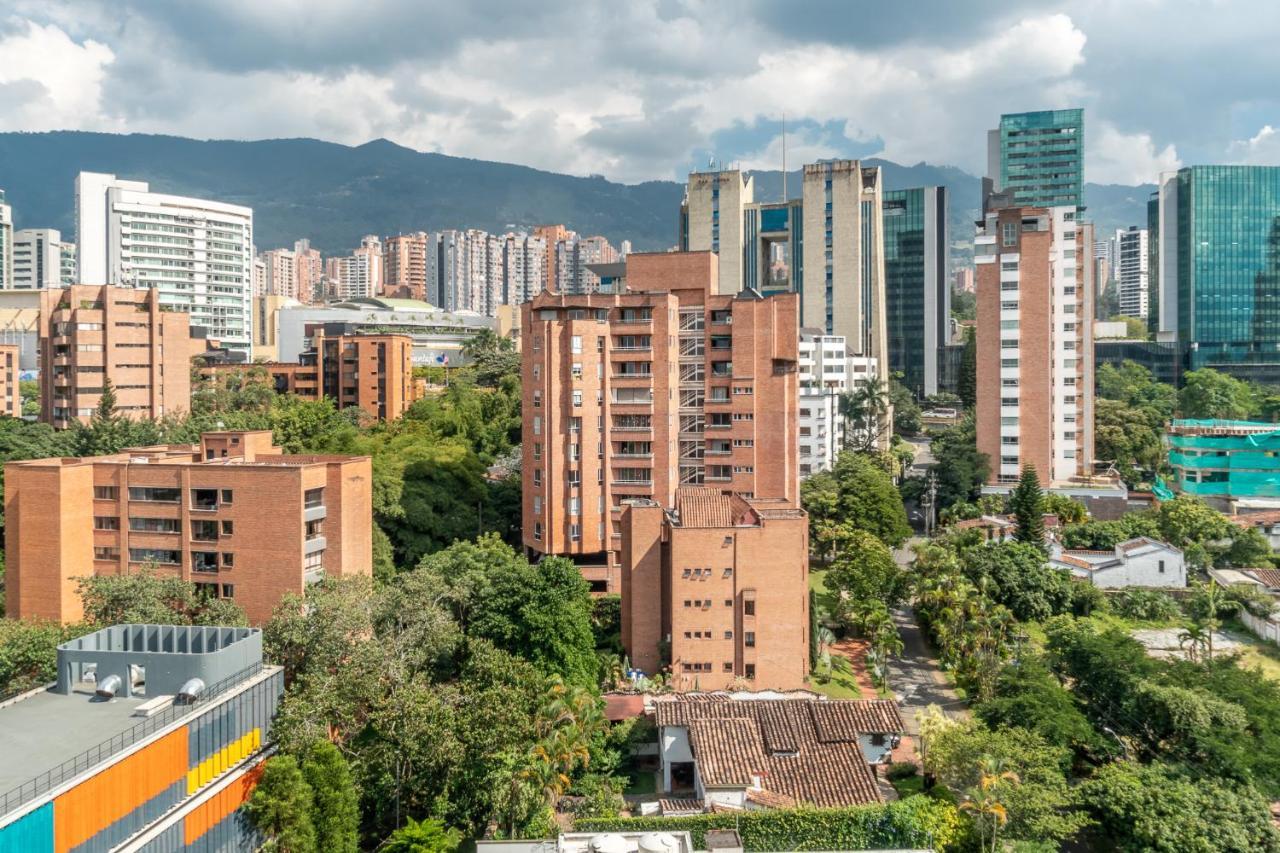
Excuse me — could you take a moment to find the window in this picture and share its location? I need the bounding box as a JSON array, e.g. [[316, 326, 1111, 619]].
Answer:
[[93, 515, 120, 531], [533, 496, 542, 515], [1159, 560, 1165, 574], [744, 632, 756, 648], [743, 600, 755, 616], [1001, 339, 1019, 349], [569, 497, 580, 516], [131, 517, 180, 533], [192, 551, 219, 573], [533, 522, 542, 541], [723, 662, 733, 672], [93, 486, 118, 500], [129, 486, 180, 503], [533, 391, 541, 408], [724, 631, 733, 639], [93, 546, 120, 560], [304, 488, 324, 508], [572, 390, 583, 407], [1001, 222, 1018, 246], [571, 363, 583, 380], [533, 469, 542, 486], [192, 520, 219, 541], [129, 548, 181, 565], [1002, 436, 1019, 445], [745, 664, 756, 679], [569, 417, 582, 433], [570, 523, 581, 541], [191, 488, 218, 510], [533, 416, 542, 436], [222, 553, 234, 567], [306, 519, 324, 540], [1001, 358, 1019, 368], [220, 519, 233, 536], [570, 335, 582, 354], [221, 584, 235, 599], [221, 489, 234, 504]]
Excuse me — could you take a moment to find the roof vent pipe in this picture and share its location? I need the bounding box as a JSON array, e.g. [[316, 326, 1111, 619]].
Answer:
[[95, 674, 123, 699], [177, 678, 206, 703]]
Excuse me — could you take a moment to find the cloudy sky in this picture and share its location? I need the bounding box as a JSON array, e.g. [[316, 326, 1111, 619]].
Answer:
[[1, 0, 1277, 186]]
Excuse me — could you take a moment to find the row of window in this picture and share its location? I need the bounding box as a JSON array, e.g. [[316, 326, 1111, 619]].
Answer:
[[680, 662, 757, 677], [682, 567, 733, 579]]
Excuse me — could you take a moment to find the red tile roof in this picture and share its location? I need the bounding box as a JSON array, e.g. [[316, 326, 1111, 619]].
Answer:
[[659, 799, 704, 815], [1233, 510, 1280, 528], [1247, 568, 1280, 589], [653, 696, 901, 807], [675, 488, 759, 528], [603, 693, 645, 721]]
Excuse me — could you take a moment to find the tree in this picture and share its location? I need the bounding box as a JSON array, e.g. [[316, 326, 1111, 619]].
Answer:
[[976, 656, 1114, 765], [1079, 762, 1280, 852], [1120, 315, 1150, 340], [76, 568, 248, 627], [1040, 493, 1087, 525], [1225, 524, 1272, 567], [1154, 495, 1231, 549], [824, 525, 906, 628], [924, 721, 1088, 846], [1007, 466, 1045, 545], [960, 542, 1072, 622], [245, 756, 317, 853], [0, 619, 93, 697], [829, 452, 912, 547], [889, 379, 922, 436], [922, 414, 989, 511], [840, 376, 892, 452], [959, 757, 1020, 853], [301, 741, 359, 853], [958, 326, 977, 410], [1060, 514, 1161, 550], [1179, 368, 1257, 420], [381, 817, 462, 853]]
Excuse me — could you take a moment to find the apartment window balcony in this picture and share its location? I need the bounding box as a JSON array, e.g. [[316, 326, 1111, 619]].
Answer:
[[709, 336, 732, 351], [615, 310, 652, 324], [612, 391, 653, 405]]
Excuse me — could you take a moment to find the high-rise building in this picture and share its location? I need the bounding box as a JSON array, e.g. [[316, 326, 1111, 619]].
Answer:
[[11, 228, 74, 289], [678, 161, 889, 394], [883, 187, 950, 398], [521, 251, 800, 593], [293, 238, 323, 303], [0, 190, 11, 290], [59, 240, 76, 286], [384, 232, 429, 300], [260, 247, 298, 300], [975, 201, 1094, 488], [1150, 166, 1280, 381], [331, 235, 383, 301], [986, 109, 1084, 210], [75, 172, 254, 354], [797, 330, 879, 477], [38, 285, 210, 428], [0, 343, 20, 418], [621, 488, 809, 690], [553, 235, 621, 294], [1114, 226, 1149, 319], [5, 430, 372, 625], [504, 233, 548, 304], [534, 224, 574, 291], [0, 623, 282, 853]]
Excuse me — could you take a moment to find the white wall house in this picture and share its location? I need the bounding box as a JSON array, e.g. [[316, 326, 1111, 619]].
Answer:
[[1051, 537, 1185, 588]]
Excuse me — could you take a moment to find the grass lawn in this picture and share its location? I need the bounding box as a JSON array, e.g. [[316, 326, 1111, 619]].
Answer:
[[808, 654, 863, 699], [622, 769, 656, 796], [809, 568, 839, 614], [890, 775, 925, 798]]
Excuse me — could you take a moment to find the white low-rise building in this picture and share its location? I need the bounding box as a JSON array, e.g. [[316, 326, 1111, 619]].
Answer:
[[1050, 537, 1185, 588]]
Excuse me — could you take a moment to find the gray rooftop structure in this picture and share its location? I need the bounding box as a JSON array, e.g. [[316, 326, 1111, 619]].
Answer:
[[56, 624, 262, 699]]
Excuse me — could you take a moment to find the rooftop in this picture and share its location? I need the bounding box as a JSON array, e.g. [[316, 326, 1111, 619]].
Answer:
[[0, 624, 274, 820], [653, 694, 903, 808]]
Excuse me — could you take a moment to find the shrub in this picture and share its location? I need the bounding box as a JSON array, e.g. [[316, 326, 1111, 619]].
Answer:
[[1114, 588, 1180, 621], [576, 798, 965, 852], [886, 761, 919, 781]]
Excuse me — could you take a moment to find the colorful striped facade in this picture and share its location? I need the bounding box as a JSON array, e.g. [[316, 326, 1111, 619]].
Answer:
[[0, 668, 281, 853]]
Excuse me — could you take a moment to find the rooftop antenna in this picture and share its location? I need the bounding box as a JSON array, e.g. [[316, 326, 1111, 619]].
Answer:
[[781, 112, 788, 202]]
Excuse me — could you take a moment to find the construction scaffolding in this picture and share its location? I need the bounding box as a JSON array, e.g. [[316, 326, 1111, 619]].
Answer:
[[1167, 419, 1280, 499]]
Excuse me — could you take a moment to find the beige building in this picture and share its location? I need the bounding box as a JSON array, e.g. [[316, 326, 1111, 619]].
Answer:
[[521, 251, 800, 593], [260, 248, 299, 300], [384, 232, 428, 300], [39, 285, 210, 428], [4, 430, 371, 625], [0, 343, 20, 418], [622, 489, 809, 690], [250, 293, 301, 362], [294, 239, 323, 303], [975, 201, 1094, 487]]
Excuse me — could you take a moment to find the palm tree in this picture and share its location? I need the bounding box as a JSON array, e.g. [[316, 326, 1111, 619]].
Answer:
[[1178, 623, 1209, 663], [841, 376, 891, 452], [960, 758, 1021, 853]]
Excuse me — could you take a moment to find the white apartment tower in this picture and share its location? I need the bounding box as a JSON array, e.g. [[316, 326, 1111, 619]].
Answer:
[[798, 330, 879, 477], [12, 228, 74, 289], [260, 247, 298, 300], [503, 233, 548, 304], [1114, 226, 1149, 319], [0, 190, 11, 290], [75, 172, 254, 353]]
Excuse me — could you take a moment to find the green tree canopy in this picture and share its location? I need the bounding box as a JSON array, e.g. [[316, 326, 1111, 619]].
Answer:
[[803, 452, 912, 549], [1179, 368, 1257, 420], [959, 542, 1072, 622], [1007, 466, 1045, 545], [245, 755, 317, 853], [76, 569, 248, 627], [301, 741, 359, 853]]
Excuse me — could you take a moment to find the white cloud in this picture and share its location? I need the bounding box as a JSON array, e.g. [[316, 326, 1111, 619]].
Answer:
[[0, 19, 115, 130], [1088, 122, 1181, 185], [1227, 125, 1280, 165]]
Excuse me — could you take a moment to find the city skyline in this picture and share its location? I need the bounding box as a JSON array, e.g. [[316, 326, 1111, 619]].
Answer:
[[1, 3, 1279, 188]]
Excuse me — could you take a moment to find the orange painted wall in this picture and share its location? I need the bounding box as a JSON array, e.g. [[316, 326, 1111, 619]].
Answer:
[[54, 727, 188, 853], [183, 760, 266, 845]]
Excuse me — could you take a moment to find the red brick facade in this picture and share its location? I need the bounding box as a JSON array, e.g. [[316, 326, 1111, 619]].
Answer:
[[4, 430, 372, 624]]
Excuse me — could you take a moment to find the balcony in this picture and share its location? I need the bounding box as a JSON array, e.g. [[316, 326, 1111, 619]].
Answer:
[[612, 479, 653, 489], [304, 536, 327, 555], [304, 504, 327, 523]]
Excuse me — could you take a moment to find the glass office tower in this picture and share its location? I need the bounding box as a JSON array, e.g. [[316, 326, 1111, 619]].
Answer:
[[989, 109, 1084, 209], [1152, 165, 1280, 380], [882, 187, 949, 398]]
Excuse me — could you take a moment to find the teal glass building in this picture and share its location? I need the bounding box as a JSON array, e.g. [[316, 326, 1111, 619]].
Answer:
[[882, 187, 949, 397], [990, 109, 1084, 209], [1151, 165, 1280, 381]]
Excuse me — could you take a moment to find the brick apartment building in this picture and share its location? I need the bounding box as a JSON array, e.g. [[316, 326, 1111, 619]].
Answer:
[[975, 201, 1095, 487], [202, 330, 420, 421], [4, 430, 372, 624], [0, 343, 20, 418], [622, 488, 809, 689], [38, 284, 210, 428], [521, 251, 801, 593]]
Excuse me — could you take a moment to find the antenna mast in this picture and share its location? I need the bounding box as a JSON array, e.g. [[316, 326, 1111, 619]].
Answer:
[[781, 112, 788, 201]]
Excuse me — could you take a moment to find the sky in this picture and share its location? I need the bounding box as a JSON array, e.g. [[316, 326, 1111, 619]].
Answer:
[[1, 0, 1278, 186]]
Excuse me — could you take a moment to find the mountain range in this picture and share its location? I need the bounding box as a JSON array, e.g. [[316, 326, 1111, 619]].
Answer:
[[0, 131, 1152, 256]]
